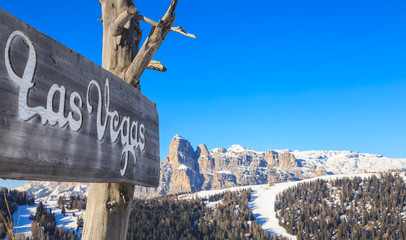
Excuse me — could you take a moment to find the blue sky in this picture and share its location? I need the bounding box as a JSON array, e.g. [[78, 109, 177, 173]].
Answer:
[[0, 0, 405, 188]]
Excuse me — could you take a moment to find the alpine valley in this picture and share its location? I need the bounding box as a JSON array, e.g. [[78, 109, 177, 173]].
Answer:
[[16, 134, 406, 200]]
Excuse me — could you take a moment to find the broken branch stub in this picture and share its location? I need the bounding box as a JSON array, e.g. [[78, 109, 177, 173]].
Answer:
[[111, 6, 137, 37], [125, 0, 178, 87], [147, 60, 167, 72]]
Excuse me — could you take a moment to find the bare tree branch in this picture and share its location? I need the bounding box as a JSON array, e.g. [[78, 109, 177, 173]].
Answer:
[[124, 0, 178, 87], [135, 15, 196, 38], [162, 0, 177, 20], [134, 15, 157, 27], [147, 60, 167, 72], [85, 0, 194, 238], [111, 5, 137, 37], [170, 26, 196, 38]]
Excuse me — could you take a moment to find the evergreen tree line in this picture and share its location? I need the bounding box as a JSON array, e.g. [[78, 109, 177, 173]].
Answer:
[[275, 172, 406, 239], [127, 189, 283, 240], [29, 201, 80, 240], [56, 196, 86, 210], [0, 188, 34, 239], [2, 188, 284, 239]]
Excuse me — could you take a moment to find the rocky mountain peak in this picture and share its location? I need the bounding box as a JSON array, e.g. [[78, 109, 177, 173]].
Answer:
[[169, 134, 195, 156], [196, 144, 209, 156], [210, 147, 227, 154], [163, 136, 196, 168], [19, 135, 406, 200], [265, 150, 278, 166], [227, 144, 248, 152], [196, 144, 214, 173], [278, 150, 298, 169]]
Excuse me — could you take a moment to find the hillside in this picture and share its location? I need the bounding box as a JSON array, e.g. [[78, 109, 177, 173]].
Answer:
[[11, 197, 85, 239], [275, 172, 406, 239], [10, 172, 406, 239], [11, 188, 276, 240]]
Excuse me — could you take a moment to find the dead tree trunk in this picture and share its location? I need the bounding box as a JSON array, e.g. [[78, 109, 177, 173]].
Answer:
[[82, 0, 194, 239]]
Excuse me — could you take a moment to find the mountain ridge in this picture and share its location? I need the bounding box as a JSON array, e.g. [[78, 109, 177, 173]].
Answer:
[[16, 134, 406, 199]]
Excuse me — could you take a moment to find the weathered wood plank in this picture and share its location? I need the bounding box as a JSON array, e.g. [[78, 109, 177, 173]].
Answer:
[[0, 9, 160, 187]]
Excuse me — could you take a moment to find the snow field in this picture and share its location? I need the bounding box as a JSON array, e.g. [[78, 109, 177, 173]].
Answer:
[[11, 200, 85, 238], [12, 203, 37, 238]]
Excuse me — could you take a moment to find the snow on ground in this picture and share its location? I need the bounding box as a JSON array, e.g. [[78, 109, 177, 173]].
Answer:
[[184, 185, 252, 200], [45, 201, 85, 233], [178, 185, 253, 209], [180, 174, 373, 239], [249, 173, 374, 240], [12, 203, 37, 238], [11, 172, 397, 239], [216, 170, 235, 175], [177, 164, 189, 171], [11, 201, 85, 237], [293, 150, 406, 175], [16, 182, 88, 202], [205, 199, 222, 209], [227, 145, 249, 153]]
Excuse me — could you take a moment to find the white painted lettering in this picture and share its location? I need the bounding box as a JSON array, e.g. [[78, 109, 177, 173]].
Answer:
[[86, 78, 146, 176], [5, 31, 84, 132], [5, 30, 146, 176]]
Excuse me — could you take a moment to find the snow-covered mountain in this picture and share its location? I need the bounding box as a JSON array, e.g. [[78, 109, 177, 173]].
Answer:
[[16, 135, 406, 200], [293, 150, 406, 177], [16, 181, 88, 201]]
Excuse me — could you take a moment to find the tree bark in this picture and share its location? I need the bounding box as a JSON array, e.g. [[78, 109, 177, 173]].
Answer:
[[83, 183, 134, 239], [83, 1, 140, 239], [82, 0, 193, 239]]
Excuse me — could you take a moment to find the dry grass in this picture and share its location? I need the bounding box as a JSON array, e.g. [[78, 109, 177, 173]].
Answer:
[[0, 188, 19, 240]]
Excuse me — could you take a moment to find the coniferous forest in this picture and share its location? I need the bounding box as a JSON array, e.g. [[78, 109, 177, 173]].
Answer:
[[6, 173, 406, 239], [275, 172, 406, 239], [30, 202, 80, 240], [127, 189, 280, 240], [1, 188, 279, 240], [0, 190, 81, 240], [0, 188, 34, 239], [57, 195, 87, 211]]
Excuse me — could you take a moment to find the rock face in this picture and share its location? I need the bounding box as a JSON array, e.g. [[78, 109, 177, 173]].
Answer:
[[133, 135, 406, 198], [134, 135, 301, 198], [18, 135, 406, 200]]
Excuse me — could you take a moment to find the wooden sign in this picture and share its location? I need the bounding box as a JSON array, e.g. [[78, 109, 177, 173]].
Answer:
[[0, 9, 160, 187]]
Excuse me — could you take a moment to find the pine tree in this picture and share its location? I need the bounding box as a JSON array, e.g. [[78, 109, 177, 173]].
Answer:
[[62, 205, 66, 216]]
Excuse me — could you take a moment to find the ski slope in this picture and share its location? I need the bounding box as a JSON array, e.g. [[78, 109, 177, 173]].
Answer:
[[183, 173, 377, 239], [249, 173, 374, 239]]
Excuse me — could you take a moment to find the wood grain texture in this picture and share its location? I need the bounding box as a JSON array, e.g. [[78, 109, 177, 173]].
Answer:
[[84, 2, 147, 239], [0, 9, 160, 187]]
